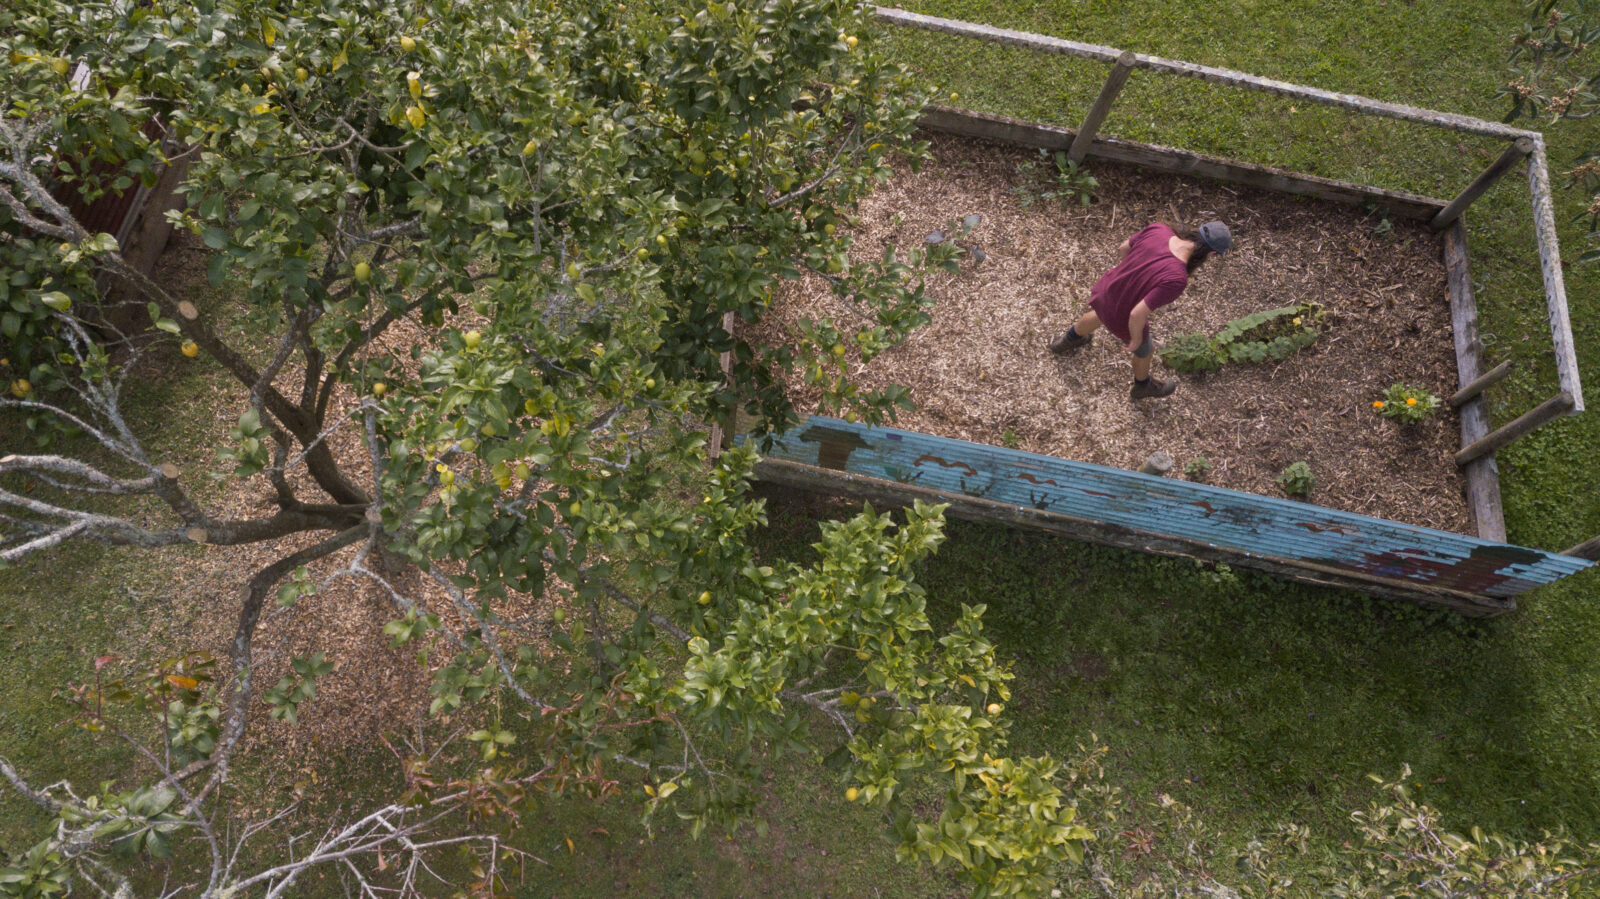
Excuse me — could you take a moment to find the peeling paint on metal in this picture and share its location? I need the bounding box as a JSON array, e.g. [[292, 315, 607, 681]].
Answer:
[[741, 417, 1591, 598]]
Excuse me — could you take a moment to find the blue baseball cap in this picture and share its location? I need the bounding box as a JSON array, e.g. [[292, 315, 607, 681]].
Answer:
[[1198, 221, 1232, 255]]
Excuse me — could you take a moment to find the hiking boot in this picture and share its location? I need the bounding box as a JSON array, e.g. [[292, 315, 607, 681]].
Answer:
[[1049, 330, 1091, 354], [1130, 377, 1178, 400]]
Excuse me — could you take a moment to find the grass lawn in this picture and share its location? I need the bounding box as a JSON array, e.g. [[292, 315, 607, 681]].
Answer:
[[4, 1, 1598, 896]]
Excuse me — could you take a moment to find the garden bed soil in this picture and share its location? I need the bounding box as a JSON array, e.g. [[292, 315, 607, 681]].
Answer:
[[749, 133, 1471, 533]]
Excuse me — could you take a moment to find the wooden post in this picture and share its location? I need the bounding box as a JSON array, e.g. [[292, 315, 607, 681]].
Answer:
[[1428, 138, 1532, 232], [1068, 51, 1136, 164], [1449, 359, 1513, 408], [1455, 391, 1575, 467], [1138, 451, 1173, 476], [1443, 222, 1505, 543], [1563, 534, 1600, 561]]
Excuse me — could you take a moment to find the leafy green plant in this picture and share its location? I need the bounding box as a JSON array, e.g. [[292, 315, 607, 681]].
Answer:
[[1374, 383, 1442, 424], [1162, 302, 1324, 373], [1277, 461, 1314, 497], [1183, 456, 1211, 481], [1013, 149, 1099, 209], [1001, 427, 1021, 448]]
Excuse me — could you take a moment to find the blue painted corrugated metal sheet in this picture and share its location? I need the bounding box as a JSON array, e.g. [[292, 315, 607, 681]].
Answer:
[[742, 417, 1591, 598]]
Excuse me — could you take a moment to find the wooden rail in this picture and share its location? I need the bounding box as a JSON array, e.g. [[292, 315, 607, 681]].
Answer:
[[874, 6, 1584, 416], [917, 107, 1446, 220], [1456, 391, 1575, 466], [1429, 138, 1533, 233], [1450, 360, 1514, 408], [1068, 51, 1134, 164]]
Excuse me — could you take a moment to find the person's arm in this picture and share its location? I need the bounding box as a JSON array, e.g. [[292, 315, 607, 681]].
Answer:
[[1124, 299, 1151, 351]]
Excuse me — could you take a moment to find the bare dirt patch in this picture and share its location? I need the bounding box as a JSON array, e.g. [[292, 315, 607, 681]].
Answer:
[[751, 133, 1470, 533]]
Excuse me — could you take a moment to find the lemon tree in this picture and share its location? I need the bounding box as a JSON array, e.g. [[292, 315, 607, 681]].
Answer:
[[0, 0, 1083, 895]]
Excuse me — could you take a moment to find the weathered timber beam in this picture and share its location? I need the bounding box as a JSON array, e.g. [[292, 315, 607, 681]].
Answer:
[[1456, 391, 1575, 467], [1449, 360, 1514, 408], [1067, 51, 1135, 165], [1563, 534, 1600, 561], [1429, 138, 1533, 232], [754, 459, 1515, 617], [916, 107, 1446, 220], [1527, 138, 1585, 413], [1444, 222, 1506, 541], [874, 7, 1539, 141]]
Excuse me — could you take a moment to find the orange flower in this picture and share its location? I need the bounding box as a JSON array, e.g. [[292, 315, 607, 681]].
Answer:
[[1373, 400, 1385, 408], [1406, 397, 1418, 406]]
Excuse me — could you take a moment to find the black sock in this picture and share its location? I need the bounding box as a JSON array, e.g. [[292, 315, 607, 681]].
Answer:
[[1066, 325, 1080, 339], [1135, 376, 1149, 385]]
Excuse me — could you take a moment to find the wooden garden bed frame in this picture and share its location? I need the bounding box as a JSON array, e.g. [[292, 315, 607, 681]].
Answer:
[[725, 12, 1599, 612]]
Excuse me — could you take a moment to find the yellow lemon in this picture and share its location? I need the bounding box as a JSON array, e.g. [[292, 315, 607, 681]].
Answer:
[[697, 591, 712, 605], [845, 35, 858, 50], [353, 261, 371, 282], [400, 35, 417, 52], [845, 787, 859, 802], [522, 138, 538, 156], [986, 703, 1002, 715], [180, 340, 199, 357], [10, 378, 32, 398], [462, 329, 482, 349], [372, 382, 387, 396]]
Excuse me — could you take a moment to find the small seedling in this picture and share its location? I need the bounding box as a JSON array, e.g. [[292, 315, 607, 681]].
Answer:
[[1183, 457, 1212, 481], [1000, 428, 1020, 449], [1373, 383, 1441, 424], [1013, 149, 1099, 209], [1277, 461, 1314, 497]]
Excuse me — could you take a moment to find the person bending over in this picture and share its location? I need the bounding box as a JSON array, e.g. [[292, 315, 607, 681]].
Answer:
[[1049, 220, 1231, 399]]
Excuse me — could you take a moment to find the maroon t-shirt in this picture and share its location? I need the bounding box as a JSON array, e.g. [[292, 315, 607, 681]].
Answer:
[[1087, 223, 1189, 343]]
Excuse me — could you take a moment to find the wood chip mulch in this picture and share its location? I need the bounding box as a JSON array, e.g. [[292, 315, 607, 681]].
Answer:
[[748, 133, 1472, 533]]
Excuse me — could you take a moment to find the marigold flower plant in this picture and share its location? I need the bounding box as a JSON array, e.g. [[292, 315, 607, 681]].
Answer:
[[1376, 383, 1441, 424]]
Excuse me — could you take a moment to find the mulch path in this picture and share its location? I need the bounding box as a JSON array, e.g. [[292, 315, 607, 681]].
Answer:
[[750, 132, 1471, 533]]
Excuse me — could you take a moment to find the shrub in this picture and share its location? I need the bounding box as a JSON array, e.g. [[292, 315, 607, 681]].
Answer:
[[1277, 461, 1314, 497], [1373, 383, 1441, 424], [1183, 457, 1211, 481]]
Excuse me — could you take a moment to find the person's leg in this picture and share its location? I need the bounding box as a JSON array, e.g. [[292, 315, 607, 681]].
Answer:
[[1129, 332, 1176, 398], [1050, 309, 1101, 354], [1131, 350, 1151, 381]]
